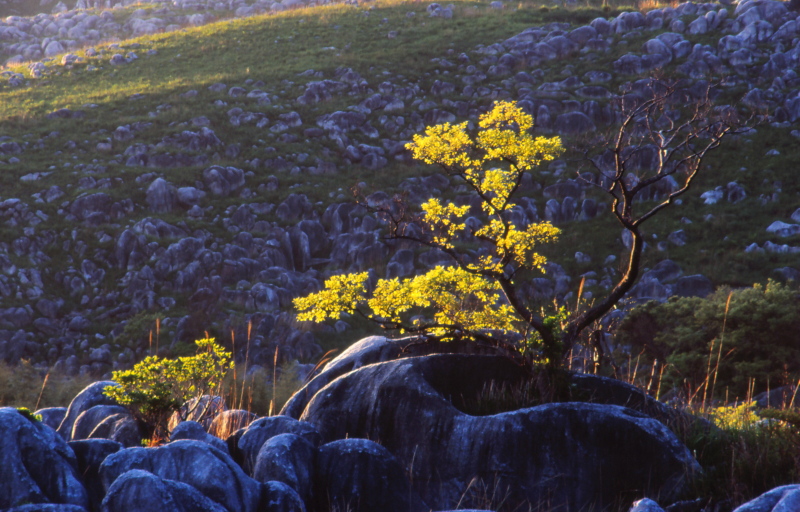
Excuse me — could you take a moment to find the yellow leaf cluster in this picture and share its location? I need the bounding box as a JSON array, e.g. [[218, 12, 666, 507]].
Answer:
[[420, 198, 471, 248], [367, 266, 521, 335], [295, 101, 567, 343], [294, 272, 369, 322]]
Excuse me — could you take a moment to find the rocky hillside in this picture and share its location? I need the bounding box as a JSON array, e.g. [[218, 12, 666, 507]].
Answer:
[[0, 0, 798, 377]]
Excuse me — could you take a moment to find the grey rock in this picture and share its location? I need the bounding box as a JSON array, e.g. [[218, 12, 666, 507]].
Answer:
[[766, 221, 800, 237], [667, 229, 687, 246], [261, 480, 306, 512], [281, 336, 418, 418], [177, 187, 206, 207], [202, 166, 246, 196], [673, 275, 714, 298], [0, 407, 88, 509], [3, 505, 87, 511], [773, 267, 800, 283], [554, 111, 596, 135], [170, 420, 228, 453], [100, 440, 261, 512], [58, 381, 119, 439], [237, 416, 321, 475], [35, 407, 67, 430], [614, 53, 644, 75], [101, 469, 228, 512], [146, 178, 178, 213], [69, 439, 123, 511], [71, 405, 142, 447], [642, 260, 683, 284], [732, 485, 800, 512], [300, 355, 699, 511], [314, 438, 428, 512], [629, 497, 666, 512], [253, 433, 316, 503]]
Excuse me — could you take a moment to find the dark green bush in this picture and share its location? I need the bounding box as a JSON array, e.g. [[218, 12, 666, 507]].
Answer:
[[616, 281, 800, 401]]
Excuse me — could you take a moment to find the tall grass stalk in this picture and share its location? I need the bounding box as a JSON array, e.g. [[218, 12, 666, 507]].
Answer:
[[709, 291, 734, 405]]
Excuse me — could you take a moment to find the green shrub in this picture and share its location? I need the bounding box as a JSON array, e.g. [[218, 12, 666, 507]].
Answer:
[[15, 407, 42, 422], [104, 337, 233, 441], [616, 281, 800, 401]]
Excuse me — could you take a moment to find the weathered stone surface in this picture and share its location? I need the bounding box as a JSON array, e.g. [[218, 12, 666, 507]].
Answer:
[[70, 404, 141, 447], [146, 178, 178, 213], [101, 469, 228, 512], [314, 438, 429, 512], [100, 440, 262, 512], [36, 406, 67, 430], [253, 433, 316, 503], [732, 484, 800, 512], [281, 336, 418, 418], [69, 438, 122, 511], [170, 420, 228, 453], [673, 274, 715, 298], [237, 415, 321, 475], [0, 407, 88, 509], [300, 355, 700, 511], [58, 381, 119, 440]]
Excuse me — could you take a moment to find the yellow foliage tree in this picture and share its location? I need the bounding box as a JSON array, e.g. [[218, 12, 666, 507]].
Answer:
[[296, 84, 742, 370], [294, 101, 567, 363]]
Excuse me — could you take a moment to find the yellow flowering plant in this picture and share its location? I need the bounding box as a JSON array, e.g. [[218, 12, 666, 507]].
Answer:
[[295, 101, 566, 363]]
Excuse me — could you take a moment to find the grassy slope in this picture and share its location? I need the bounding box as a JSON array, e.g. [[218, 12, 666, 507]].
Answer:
[[0, 0, 798, 346]]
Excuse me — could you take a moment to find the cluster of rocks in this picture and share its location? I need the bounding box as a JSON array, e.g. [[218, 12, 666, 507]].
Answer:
[[2, 336, 798, 512], [1, 0, 344, 67], [1, 0, 799, 377]]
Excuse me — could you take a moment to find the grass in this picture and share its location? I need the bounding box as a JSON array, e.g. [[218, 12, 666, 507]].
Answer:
[[0, 359, 93, 410]]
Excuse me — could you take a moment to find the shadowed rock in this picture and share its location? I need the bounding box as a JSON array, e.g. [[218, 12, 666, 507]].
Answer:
[[101, 469, 228, 512], [100, 440, 262, 512], [253, 433, 316, 504], [314, 438, 429, 512], [236, 416, 321, 475], [58, 381, 119, 440], [69, 438, 122, 511], [0, 407, 88, 509], [299, 355, 700, 511]]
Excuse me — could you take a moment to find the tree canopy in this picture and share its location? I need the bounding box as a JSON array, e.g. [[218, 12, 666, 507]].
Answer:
[[295, 88, 741, 370], [295, 101, 567, 363]]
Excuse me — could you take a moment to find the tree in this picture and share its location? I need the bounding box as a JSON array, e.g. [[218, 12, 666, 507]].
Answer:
[[295, 87, 742, 370], [104, 337, 233, 441]]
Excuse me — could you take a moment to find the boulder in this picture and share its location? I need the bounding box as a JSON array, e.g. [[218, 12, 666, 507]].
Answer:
[[0, 408, 88, 509], [314, 438, 429, 512], [4, 505, 88, 512], [70, 404, 141, 447], [253, 433, 316, 503], [100, 440, 262, 512], [281, 336, 419, 418], [69, 439, 122, 511], [35, 406, 67, 430], [58, 381, 119, 440], [629, 498, 666, 512], [101, 469, 228, 512], [732, 485, 800, 512], [146, 178, 178, 213], [237, 415, 321, 475], [299, 355, 700, 511], [202, 166, 246, 196], [673, 275, 715, 298], [170, 420, 228, 453]]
